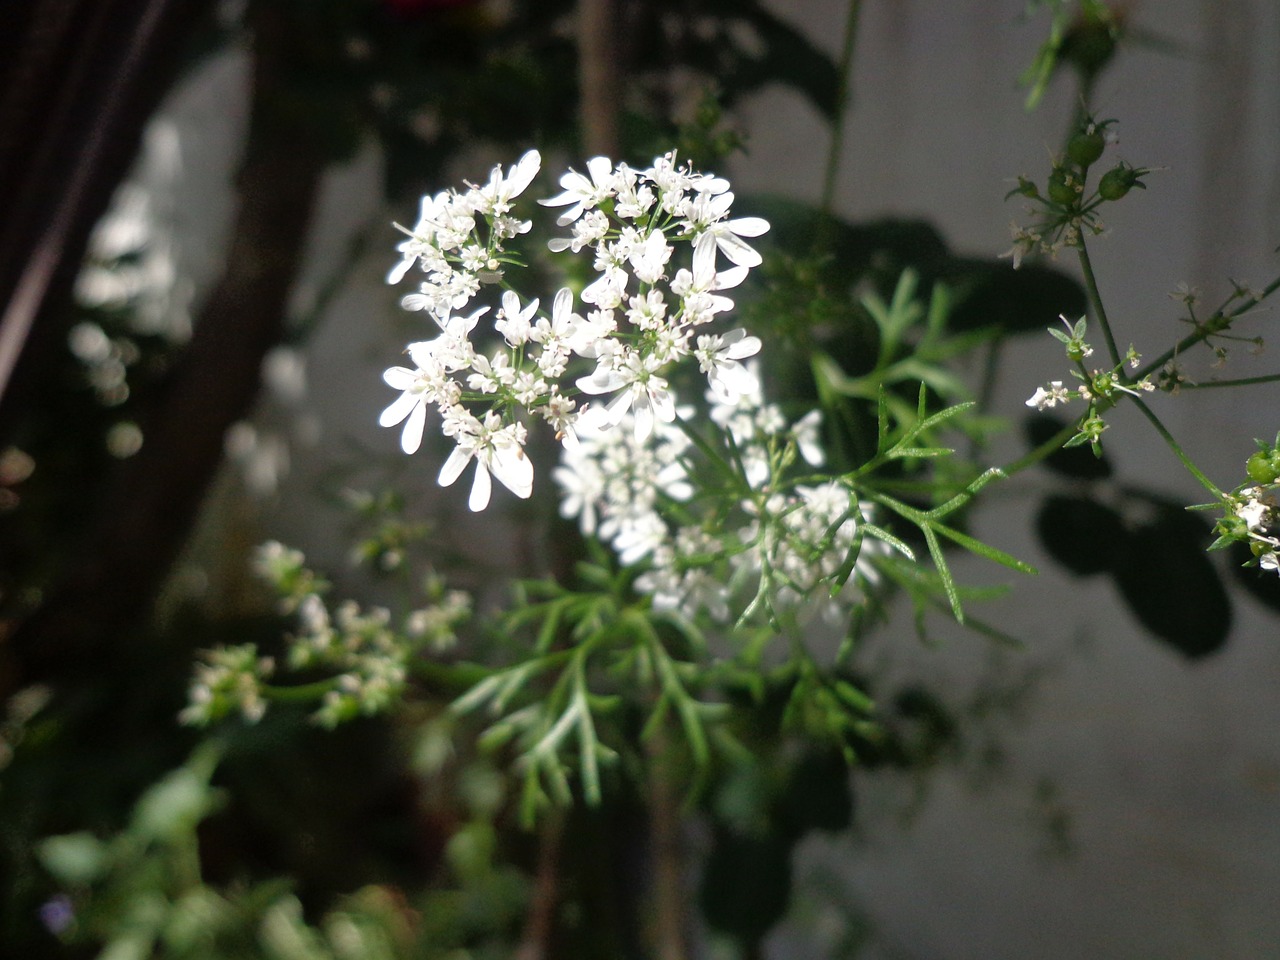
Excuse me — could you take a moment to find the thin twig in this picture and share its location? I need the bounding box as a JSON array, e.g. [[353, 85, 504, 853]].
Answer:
[[647, 726, 688, 960], [514, 812, 565, 960]]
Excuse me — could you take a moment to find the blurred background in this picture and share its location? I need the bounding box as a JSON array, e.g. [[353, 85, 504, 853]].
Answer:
[[2, 1, 1279, 957]]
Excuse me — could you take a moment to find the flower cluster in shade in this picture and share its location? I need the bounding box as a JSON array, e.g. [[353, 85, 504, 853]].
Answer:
[[378, 149, 768, 511], [180, 543, 471, 728], [556, 370, 885, 625]]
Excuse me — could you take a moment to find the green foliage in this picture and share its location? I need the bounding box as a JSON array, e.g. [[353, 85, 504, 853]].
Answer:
[[9, 2, 1280, 959]]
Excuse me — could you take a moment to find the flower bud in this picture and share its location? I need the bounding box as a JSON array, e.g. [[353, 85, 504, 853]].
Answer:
[[1248, 451, 1280, 485], [1098, 163, 1146, 201], [1047, 167, 1076, 206], [1067, 130, 1106, 168]]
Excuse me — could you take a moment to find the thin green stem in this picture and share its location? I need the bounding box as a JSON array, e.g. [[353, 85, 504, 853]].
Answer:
[[998, 419, 1080, 478], [1175, 373, 1280, 390], [818, 0, 863, 227], [1075, 239, 1122, 368], [1137, 271, 1280, 381], [1131, 397, 1222, 497]]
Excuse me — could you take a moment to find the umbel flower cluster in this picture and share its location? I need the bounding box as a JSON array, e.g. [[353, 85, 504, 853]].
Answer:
[[379, 149, 767, 510], [379, 151, 885, 622]]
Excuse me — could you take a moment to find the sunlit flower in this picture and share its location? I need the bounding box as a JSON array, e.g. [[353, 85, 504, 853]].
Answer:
[[438, 411, 534, 511]]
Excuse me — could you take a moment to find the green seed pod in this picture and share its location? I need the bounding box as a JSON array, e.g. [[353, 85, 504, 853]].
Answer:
[[1246, 452, 1278, 485], [1047, 167, 1076, 205], [1067, 130, 1106, 168], [1098, 163, 1145, 201]]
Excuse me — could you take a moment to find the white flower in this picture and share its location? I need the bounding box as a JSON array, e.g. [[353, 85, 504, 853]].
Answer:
[[695, 328, 761, 403], [672, 234, 738, 325], [540, 156, 618, 226], [387, 191, 450, 284], [379, 344, 457, 454], [438, 411, 533, 511], [577, 353, 676, 442], [495, 290, 538, 347], [793, 409, 824, 467], [473, 149, 540, 217], [1237, 496, 1269, 532], [629, 228, 672, 284], [1026, 380, 1070, 410], [682, 191, 769, 267]]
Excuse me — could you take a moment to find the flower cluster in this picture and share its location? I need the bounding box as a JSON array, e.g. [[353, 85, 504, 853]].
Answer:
[[1230, 487, 1280, 572], [181, 543, 471, 728], [379, 150, 769, 510], [554, 368, 883, 624], [1026, 315, 1154, 453], [1001, 117, 1152, 269], [1216, 438, 1280, 575]]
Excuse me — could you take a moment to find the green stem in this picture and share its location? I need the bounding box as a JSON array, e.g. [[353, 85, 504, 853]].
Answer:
[[1131, 397, 1222, 497], [1075, 239, 1122, 368], [998, 419, 1080, 478], [1175, 373, 1280, 389], [818, 0, 863, 229], [1137, 271, 1280, 381]]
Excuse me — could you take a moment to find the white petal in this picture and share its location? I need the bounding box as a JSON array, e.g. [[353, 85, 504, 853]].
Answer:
[[604, 387, 636, 427], [400, 400, 427, 454], [576, 367, 629, 395], [438, 445, 473, 487], [382, 366, 418, 390], [650, 386, 676, 423], [727, 216, 770, 238], [379, 390, 418, 428], [714, 231, 762, 268], [692, 232, 718, 280], [468, 461, 492, 511], [387, 256, 414, 284], [713, 265, 748, 290], [507, 150, 541, 198], [632, 394, 654, 442], [489, 444, 534, 499], [406, 341, 438, 368], [539, 189, 577, 208], [553, 286, 574, 321], [725, 333, 762, 360], [586, 155, 614, 187]]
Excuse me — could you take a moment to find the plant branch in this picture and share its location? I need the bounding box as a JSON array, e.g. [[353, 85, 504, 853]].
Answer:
[[1136, 271, 1280, 381], [819, 0, 863, 222], [1075, 238, 1123, 367], [646, 725, 688, 960], [514, 813, 565, 960], [1131, 396, 1222, 497], [1174, 373, 1280, 389]]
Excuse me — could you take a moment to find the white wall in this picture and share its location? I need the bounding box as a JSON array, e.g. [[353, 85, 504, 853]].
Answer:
[[734, 3, 1280, 958]]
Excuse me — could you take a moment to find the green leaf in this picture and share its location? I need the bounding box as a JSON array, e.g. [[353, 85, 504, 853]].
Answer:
[[932, 523, 1037, 575], [922, 524, 963, 621]]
